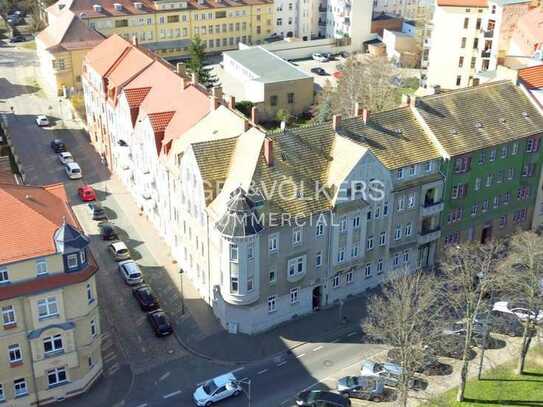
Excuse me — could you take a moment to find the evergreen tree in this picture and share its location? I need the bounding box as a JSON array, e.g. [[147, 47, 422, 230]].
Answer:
[[187, 36, 219, 89]]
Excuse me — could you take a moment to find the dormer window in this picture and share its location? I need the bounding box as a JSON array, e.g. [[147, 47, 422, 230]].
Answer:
[[113, 3, 123, 11], [67, 254, 79, 270]]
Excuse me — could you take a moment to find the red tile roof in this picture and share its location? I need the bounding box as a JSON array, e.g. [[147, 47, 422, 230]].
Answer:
[[124, 87, 151, 108], [0, 157, 16, 184], [148, 111, 175, 133], [105, 47, 153, 88], [0, 183, 78, 263], [437, 0, 487, 7], [519, 65, 543, 89], [85, 34, 132, 76]]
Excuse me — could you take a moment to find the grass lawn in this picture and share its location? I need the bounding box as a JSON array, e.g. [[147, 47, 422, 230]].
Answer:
[[429, 346, 543, 406], [20, 40, 36, 50]]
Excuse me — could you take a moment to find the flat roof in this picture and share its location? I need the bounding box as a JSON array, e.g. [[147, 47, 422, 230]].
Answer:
[[223, 46, 311, 83]]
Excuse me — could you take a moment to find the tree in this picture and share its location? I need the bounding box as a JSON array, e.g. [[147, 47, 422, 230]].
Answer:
[[498, 231, 543, 374], [186, 36, 218, 89], [363, 268, 439, 407], [439, 240, 504, 402]]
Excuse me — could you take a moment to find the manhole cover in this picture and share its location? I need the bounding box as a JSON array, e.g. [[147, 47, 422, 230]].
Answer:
[[323, 360, 333, 367]]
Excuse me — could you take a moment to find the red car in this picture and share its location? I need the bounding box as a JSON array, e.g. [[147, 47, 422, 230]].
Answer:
[[78, 185, 96, 202]]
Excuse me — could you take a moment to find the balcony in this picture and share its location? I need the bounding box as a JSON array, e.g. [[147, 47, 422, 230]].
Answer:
[[481, 49, 491, 58], [418, 227, 441, 245], [421, 200, 444, 217], [483, 30, 494, 38]]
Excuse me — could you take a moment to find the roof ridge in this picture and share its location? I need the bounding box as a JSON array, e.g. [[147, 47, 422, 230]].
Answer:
[[421, 80, 513, 101]]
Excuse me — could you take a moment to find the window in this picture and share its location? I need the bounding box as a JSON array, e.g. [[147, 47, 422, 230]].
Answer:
[[458, 56, 464, 68], [2, 305, 15, 326], [267, 296, 277, 312], [86, 283, 94, 304], [517, 186, 530, 200], [473, 38, 479, 49], [503, 192, 511, 205], [364, 263, 372, 278], [485, 174, 493, 187], [408, 165, 416, 176], [0, 384, 4, 401], [290, 288, 299, 304], [476, 17, 482, 29], [36, 259, 47, 276], [377, 259, 384, 274], [90, 319, 97, 337], [479, 151, 486, 164], [67, 253, 79, 269], [14, 378, 27, 397], [270, 95, 278, 106], [247, 278, 254, 292], [292, 228, 302, 245], [247, 244, 254, 260], [287, 93, 295, 104], [379, 232, 386, 246], [230, 277, 239, 293], [407, 193, 416, 208], [229, 244, 238, 262], [383, 202, 389, 216], [167, 15, 179, 23], [526, 137, 540, 153], [288, 256, 306, 277], [351, 243, 359, 258], [471, 203, 479, 216], [454, 156, 470, 173], [352, 215, 360, 229], [471, 57, 476, 69], [448, 208, 463, 223], [367, 236, 374, 250], [500, 145, 508, 158], [0, 267, 8, 283], [397, 168, 404, 179], [397, 196, 405, 211], [393, 253, 400, 267], [394, 225, 402, 240], [315, 251, 322, 267], [37, 297, 58, 319], [463, 17, 469, 28], [366, 210, 372, 221], [114, 19, 128, 28], [403, 250, 409, 264], [332, 274, 340, 288], [512, 142, 518, 155], [482, 199, 489, 211], [513, 208, 528, 224], [475, 177, 481, 191], [499, 215, 508, 228], [337, 248, 345, 263], [80, 249, 86, 264], [496, 170, 504, 183], [375, 206, 381, 219], [9, 344, 22, 364], [43, 334, 63, 354], [507, 168, 514, 180], [47, 367, 67, 387], [456, 75, 462, 86], [489, 149, 496, 161], [405, 223, 412, 237], [461, 37, 466, 48], [315, 222, 324, 237], [268, 234, 279, 252], [346, 271, 353, 284], [423, 161, 432, 172]]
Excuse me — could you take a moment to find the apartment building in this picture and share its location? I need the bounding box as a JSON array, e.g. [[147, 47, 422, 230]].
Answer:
[[425, 0, 532, 90], [318, 0, 374, 50], [274, 0, 320, 39], [0, 183, 101, 405], [47, 0, 274, 60], [413, 81, 543, 246], [372, 0, 434, 20]]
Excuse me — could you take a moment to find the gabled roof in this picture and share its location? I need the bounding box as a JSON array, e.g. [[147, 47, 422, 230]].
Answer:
[[437, 0, 487, 7], [54, 222, 89, 253], [36, 10, 104, 52], [85, 34, 132, 76], [124, 87, 151, 108], [415, 81, 543, 156], [105, 46, 154, 88], [519, 65, 543, 90], [0, 183, 81, 263]]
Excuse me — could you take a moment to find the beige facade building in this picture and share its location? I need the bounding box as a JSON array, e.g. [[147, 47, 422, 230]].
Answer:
[[0, 183, 101, 405]]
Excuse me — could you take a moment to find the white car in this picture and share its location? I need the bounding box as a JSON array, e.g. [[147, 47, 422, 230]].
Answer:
[[193, 373, 242, 406], [360, 360, 405, 388], [64, 162, 82, 179], [493, 301, 543, 324], [117, 260, 143, 285], [109, 241, 131, 261], [312, 52, 331, 62], [57, 152, 74, 165], [36, 115, 50, 127]]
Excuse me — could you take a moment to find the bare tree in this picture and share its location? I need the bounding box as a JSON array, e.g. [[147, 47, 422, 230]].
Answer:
[[498, 231, 543, 374], [363, 268, 439, 407], [439, 240, 504, 402]]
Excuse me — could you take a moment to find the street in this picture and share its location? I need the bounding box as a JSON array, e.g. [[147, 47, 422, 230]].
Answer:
[[0, 43, 390, 407]]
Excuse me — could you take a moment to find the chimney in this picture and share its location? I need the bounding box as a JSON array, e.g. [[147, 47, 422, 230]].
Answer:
[[332, 114, 342, 131], [191, 72, 198, 85], [354, 102, 363, 117], [227, 95, 236, 109], [176, 62, 186, 77], [401, 94, 410, 106], [211, 86, 223, 100], [264, 137, 273, 167], [251, 106, 258, 124], [409, 95, 417, 107], [132, 35, 138, 47], [362, 108, 369, 125], [210, 96, 220, 111], [244, 119, 251, 131]]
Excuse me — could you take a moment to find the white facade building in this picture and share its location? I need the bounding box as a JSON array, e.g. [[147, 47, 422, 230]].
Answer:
[[274, 0, 320, 39], [373, 0, 434, 20]]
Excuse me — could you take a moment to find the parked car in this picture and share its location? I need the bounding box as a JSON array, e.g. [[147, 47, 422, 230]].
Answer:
[[88, 202, 107, 221], [109, 241, 131, 261], [99, 222, 118, 241], [360, 360, 404, 388], [64, 162, 82, 179], [493, 301, 543, 324], [296, 390, 350, 406], [132, 284, 160, 311], [336, 376, 384, 401], [57, 151, 74, 165], [193, 373, 242, 406], [386, 347, 439, 374], [147, 309, 173, 336], [9, 35, 25, 43], [36, 115, 50, 127], [311, 67, 327, 76], [118, 260, 143, 285], [312, 52, 331, 62], [6, 15, 22, 25], [478, 310, 526, 337], [78, 185, 96, 202], [50, 139, 66, 153]]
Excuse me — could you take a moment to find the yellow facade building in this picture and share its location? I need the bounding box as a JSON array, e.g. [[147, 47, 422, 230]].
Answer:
[[0, 183, 102, 405]]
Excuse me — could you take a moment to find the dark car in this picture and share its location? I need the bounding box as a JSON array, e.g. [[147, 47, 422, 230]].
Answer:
[[99, 222, 119, 241], [482, 310, 533, 337], [133, 284, 160, 311], [387, 347, 439, 374], [311, 67, 327, 76], [147, 309, 173, 337], [88, 202, 107, 221], [296, 390, 350, 407], [50, 139, 66, 153], [9, 35, 25, 43]]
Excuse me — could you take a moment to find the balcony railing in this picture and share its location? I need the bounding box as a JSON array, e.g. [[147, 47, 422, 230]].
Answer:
[[418, 226, 441, 245], [421, 200, 444, 217], [483, 30, 494, 38], [481, 49, 491, 58]]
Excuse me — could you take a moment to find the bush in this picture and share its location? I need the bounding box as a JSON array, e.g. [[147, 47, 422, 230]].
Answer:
[[235, 100, 254, 117]]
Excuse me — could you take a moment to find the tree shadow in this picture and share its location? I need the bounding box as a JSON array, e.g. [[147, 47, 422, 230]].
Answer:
[[0, 77, 39, 98], [426, 362, 453, 376]]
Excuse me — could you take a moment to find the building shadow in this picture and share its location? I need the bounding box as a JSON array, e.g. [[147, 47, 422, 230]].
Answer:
[[0, 77, 39, 98]]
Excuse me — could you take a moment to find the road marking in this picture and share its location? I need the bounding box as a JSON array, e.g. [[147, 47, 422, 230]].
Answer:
[[159, 371, 171, 382], [347, 331, 357, 337], [135, 404, 148, 407], [257, 369, 268, 375], [277, 361, 287, 367], [296, 353, 305, 358], [313, 345, 324, 352], [163, 390, 182, 399]]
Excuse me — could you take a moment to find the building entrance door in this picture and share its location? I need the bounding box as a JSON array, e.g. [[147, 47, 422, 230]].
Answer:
[[312, 286, 321, 311]]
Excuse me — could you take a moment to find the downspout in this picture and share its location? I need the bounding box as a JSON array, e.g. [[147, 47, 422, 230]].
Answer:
[[206, 211, 212, 305], [22, 300, 41, 407], [324, 208, 334, 308]]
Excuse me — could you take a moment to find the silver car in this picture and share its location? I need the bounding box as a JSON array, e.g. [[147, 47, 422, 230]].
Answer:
[[337, 375, 384, 401], [118, 260, 143, 285], [360, 360, 403, 388]]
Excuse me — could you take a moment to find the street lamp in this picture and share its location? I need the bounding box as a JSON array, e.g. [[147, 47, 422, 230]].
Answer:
[[179, 268, 185, 315], [232, 378, 251, 407]]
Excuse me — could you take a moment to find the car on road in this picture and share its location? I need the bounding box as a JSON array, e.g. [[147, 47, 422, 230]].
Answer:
[[193, 372, 242, 406], [78, 185, 96, 202], [9, 35, 25, 43], [99, 222, 118, 241], [132, 284, 160, 311], [118, 259, 143, 285], [147, 309, 173, 337], [36, 115, 50, 127], [109, 241, 131, 261], [311, 67, 327, 76], [493, 301, 543, 324], [296, 390, 351, 406], [50, 139, 66, 153], [336, 376, 384, 401], [88, 202, 107, 221], [312, 52, 331, 62], [57, 151, 74, 165], [64, 162, 82, 179]]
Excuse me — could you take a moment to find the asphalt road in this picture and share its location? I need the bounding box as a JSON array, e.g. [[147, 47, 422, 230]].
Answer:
[[0, 43, 389, 407]]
